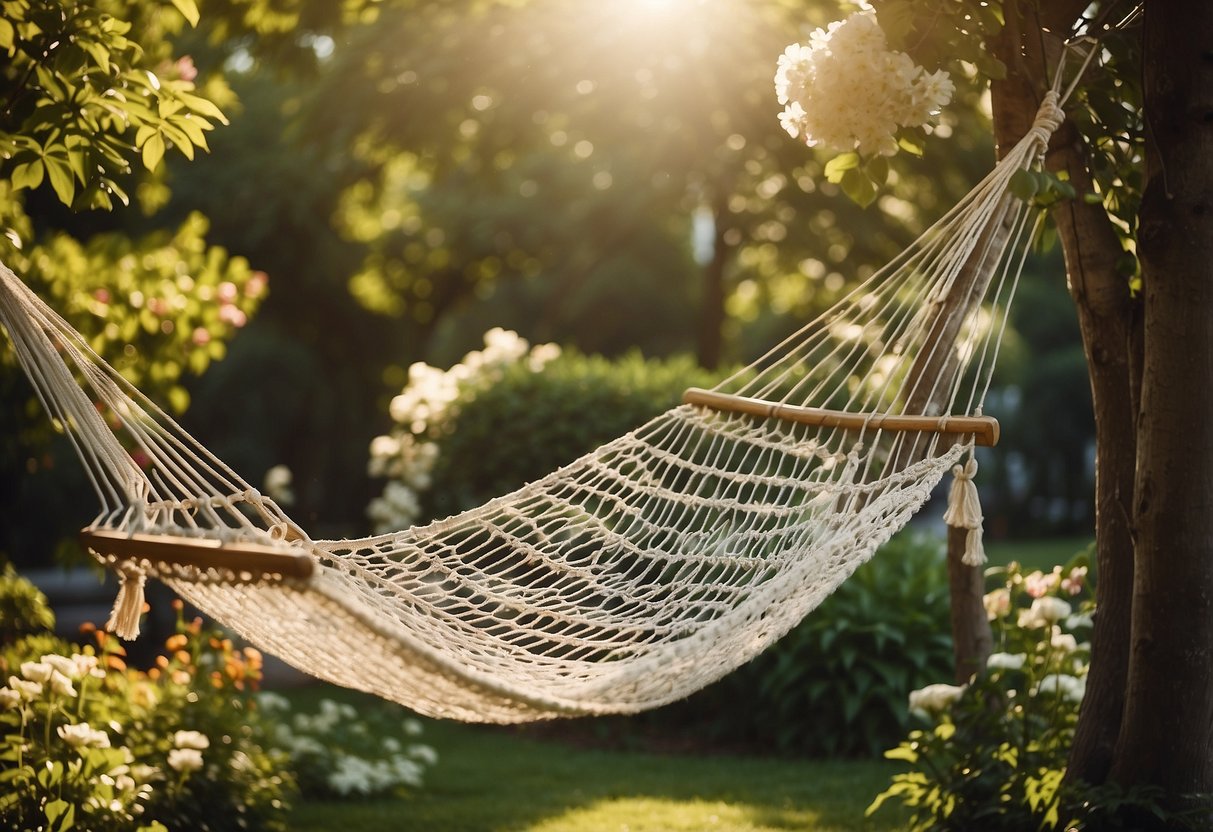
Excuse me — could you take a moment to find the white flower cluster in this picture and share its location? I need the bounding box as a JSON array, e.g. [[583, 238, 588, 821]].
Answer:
[[908, 683, 966, 718], [260, 695, 439, 799], [367, 328, 561, 532], [775, 11, 954, 157], [2, 652, 106, 710], [167, 729, 210, 772]]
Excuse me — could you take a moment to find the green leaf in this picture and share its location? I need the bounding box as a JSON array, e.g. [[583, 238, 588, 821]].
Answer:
[[865, 155, 889, 186], [171, 0, 201, 26], [142, 133, 165, 171], [1009, 168, 1040, 201], [824, 152, 860, 184], [898, 134, 925, 157], [11, 160, 44, 191], [885, 745, 919, 763], [0, 17, 13, 50], [45, 798, 74, 831], [45, 156, 75, 205], [840, 167, 877, 208]]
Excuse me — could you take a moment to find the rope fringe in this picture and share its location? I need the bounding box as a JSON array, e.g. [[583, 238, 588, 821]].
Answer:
[[106, 566, 147, 640], [944, 457, 987, 566]]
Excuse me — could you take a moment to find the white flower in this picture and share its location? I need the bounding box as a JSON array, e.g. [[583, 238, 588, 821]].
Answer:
[[263, 465, 295, 506], [41, 654, 80, 680], [257, 691, 291, 714], [9, 676, 42, 701], [774, 10, 953, 156], [908, 682, 966, 716], [48, 670, 76, 698], [173, 730, 210, 750], [1051, 630, 1078, 653], [1037, 674, 1086, 703], [0, 688, 21, 710], [986, 652, 1026, 671], [71, 653, 102, 679], [983, 588, 1010, 620], [1033, 596, 1073, 624], [167, 747, 204, 772], [1065, 611, 1094, 630], [409, 744, 439, 766], [58, 723, 110, 749], [20, 661, 52, 684]]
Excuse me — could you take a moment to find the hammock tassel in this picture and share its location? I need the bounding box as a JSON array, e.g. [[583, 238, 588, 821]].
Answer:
[[106, 566, 147, 640], [944, 458, 986, 567]]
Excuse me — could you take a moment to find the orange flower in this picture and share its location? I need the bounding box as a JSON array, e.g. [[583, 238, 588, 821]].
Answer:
[[174, 650, 192, 665], [165, 634, 188, 652]]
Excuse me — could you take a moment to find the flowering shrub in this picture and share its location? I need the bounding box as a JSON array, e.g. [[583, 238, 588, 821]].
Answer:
[[653, 532, 955, 757], [0, 587, 293, 832], [868, 558, 1100, 829], [775, 10, 953, 158], [366, 327, 561, 531], [258, 693, 438, 799]]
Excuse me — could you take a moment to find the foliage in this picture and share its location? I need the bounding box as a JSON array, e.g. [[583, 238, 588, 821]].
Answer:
[[867, 555, 1108, 830], [0, 0, 228, 210], [0, 561, 56, 643], [0, 591, 294, 832], [652, 532, 954, 758], [257, 692, 437, 799], [368, 331, 721, 528]]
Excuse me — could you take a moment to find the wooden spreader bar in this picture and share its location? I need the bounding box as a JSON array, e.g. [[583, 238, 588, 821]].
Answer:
[[81, 529, 315, 582], [683, 388, 1000, 447]]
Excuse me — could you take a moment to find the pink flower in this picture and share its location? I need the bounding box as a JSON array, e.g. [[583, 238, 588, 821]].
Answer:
[[218, 305, 247, 328], [192, 327, 211, 346], [217, 281, 239, 303], [1061, 566, 1088, 596], [244, 271, 268, 299]]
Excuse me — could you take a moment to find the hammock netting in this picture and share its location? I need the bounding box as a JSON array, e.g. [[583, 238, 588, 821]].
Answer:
[[0, 92, 1062, 723]]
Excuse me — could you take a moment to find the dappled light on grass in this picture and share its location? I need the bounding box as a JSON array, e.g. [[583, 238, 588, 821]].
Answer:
[[527, 796, 825, 832]]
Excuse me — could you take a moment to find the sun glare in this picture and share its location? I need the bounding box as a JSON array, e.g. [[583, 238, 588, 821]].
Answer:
[[625, 0, 684, 15]]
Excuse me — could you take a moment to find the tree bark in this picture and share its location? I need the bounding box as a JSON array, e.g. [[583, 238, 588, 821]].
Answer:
[[1110, 1, 1213, 803], [988, 1, 1140, 787]]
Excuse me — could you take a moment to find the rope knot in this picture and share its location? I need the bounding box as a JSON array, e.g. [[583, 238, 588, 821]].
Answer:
[[1028, 90, 1065, 149]]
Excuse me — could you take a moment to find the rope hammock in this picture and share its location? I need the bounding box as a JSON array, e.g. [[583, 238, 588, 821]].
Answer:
[[1, 85, 1068, 724]]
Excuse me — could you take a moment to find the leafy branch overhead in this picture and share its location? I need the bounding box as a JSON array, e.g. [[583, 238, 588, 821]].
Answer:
[[0, 0, 227, 210]]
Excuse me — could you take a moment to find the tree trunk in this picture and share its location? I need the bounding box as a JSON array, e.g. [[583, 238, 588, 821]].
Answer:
[[988, 1, 1140, 786], [947, 525, 992, 682], [1110, 0, 1213, 804]]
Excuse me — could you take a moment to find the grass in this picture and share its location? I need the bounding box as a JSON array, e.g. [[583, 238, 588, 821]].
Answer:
[[984, 535, 1093, 572], [284, 688, 907, 832]]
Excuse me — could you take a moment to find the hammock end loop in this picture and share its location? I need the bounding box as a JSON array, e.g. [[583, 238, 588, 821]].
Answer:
[[106, 566, 147, 641]]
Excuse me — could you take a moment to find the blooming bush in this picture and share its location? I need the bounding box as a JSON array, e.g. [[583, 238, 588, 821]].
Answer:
[[0, 580, 293, 832], [650, 532, 955, 757], [366, 327, 561, 531], [775, 10, 953, 158], [257, 693, 438, 799], [868, 558, 1104, 829]]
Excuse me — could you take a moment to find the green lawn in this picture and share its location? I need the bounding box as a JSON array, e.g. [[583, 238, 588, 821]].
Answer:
[[984, 535, 1093, 572], [285, 689, 906, 832]]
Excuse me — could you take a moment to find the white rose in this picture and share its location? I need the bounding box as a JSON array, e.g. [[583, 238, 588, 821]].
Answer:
[[58, 722, 110, 749], [9, 676, 42, 701]]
